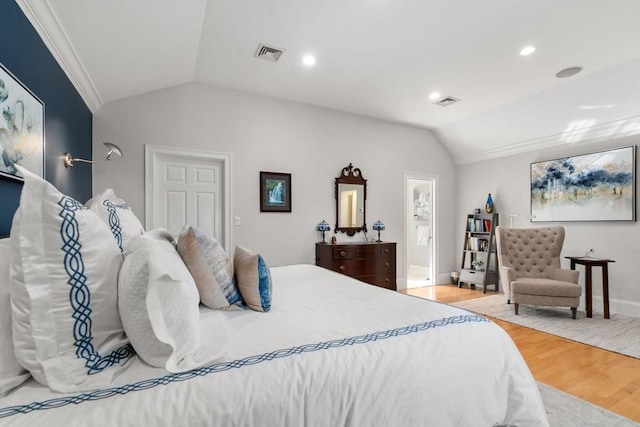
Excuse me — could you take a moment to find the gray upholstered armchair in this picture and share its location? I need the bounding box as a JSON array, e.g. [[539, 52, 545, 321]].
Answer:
[[495, 226, 581, 319]]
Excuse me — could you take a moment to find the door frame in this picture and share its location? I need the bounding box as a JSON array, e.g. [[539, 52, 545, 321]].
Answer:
[[145, 144, 232, 252], [403, 172, 438, 289]]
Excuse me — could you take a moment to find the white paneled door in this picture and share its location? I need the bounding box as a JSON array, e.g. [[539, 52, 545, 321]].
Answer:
[[145, 145, 231, 252]]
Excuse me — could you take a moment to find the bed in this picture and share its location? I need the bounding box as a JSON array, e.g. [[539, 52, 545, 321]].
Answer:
[[1, 262, 547, 426], [0, 168, 549, 426]]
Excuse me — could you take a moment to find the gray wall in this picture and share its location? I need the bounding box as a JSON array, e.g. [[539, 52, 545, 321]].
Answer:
[[456, 136, 639, 317], [93, 81, 639, 318], [92, 82, 457, 284]]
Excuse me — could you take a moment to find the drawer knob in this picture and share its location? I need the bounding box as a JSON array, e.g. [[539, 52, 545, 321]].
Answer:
[[384, 278, 390, 283], [384, 262, 390, 267], [384, 248, 389, 254], [339, 265, 345, 271], [339, 250, 347, 257]]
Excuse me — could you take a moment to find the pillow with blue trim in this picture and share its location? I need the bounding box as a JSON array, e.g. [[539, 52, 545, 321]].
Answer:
[[233, 245, 272, 312], [176, 226, 244, 310], [10, 167, 134, 393], [0, 238, 30, 396], [86, 189, 144, 253]]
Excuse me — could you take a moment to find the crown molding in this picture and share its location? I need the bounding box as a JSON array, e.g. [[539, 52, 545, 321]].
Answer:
[[16, 0, 102, 112], [455, 115, 640, 165]]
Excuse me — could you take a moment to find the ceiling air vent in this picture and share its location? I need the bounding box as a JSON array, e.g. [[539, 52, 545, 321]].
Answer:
[[435, 96, 461, 107], [254, 43, 285, 62]]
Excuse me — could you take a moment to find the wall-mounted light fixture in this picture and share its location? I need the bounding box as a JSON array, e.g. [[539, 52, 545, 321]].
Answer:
[[63, 142, 123, 168]]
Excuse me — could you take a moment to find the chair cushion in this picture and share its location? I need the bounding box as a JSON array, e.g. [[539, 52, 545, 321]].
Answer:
[[512, 278, 582, 298]]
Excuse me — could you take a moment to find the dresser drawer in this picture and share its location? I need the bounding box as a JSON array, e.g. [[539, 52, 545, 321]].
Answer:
[[332, 244, 395, 260], [333, 258, 394, 276], [361, 273, 396, 290], [332, 247, 356, 260], [354, 244, 394, 259], [368, 257, 395, 274]]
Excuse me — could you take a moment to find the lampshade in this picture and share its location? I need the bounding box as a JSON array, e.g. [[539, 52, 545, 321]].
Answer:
[[316, 220, 331, 232]]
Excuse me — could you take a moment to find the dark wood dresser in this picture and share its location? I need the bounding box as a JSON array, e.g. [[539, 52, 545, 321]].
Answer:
[[315, 242, 396, 290]]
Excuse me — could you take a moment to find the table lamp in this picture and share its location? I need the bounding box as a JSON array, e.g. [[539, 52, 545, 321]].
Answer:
[[316, 220, 331, 243], [372, 220, 385, 242]]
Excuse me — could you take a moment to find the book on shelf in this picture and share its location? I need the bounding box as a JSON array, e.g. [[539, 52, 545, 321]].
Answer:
[[466, 237, 489, 251], [467, 215, 494, 233], [470, 218, 492, 232]]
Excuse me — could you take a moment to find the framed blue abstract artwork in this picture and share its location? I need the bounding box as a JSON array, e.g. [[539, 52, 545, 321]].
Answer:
[[531, 146, 636, 222]]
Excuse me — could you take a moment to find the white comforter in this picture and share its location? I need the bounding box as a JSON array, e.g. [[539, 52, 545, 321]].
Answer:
[[0, 264, 548, 427]]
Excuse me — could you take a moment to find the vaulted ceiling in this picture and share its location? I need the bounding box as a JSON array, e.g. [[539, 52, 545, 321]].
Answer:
[[18, 0, 640, 164]]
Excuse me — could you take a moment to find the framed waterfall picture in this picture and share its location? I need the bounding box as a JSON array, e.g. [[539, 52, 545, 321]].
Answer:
[[260, 171, 291, 212], [0, 63, 45, 181], [530, 146, 636, 222]]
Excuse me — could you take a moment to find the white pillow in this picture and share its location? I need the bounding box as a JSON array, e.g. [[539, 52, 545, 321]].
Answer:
[[0, 238, 30, 396], [86, 189, 144, 253], [234, 245, 273, 312], [10, 166, 134, 393], [176, 226, 244, 310], [119, 229, 225, 372]]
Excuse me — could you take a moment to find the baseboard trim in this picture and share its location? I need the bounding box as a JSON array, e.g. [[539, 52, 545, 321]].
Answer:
[[437, 273, 453, 285], [589, 296, 640, 318]]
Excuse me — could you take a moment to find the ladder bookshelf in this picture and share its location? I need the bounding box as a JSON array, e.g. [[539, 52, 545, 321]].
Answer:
[[459, 213, 499, 293]]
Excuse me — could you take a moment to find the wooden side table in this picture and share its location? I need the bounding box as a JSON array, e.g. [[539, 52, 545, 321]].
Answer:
[[565, 256, 615, 319]]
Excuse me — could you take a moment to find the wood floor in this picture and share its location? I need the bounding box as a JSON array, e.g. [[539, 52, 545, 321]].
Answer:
[[402, 284, 640, 423]]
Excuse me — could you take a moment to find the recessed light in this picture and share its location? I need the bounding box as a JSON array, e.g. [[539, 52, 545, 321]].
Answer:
[[556, 66, 583, 78], [302, 55, 316, 66], [520, 46, 536, 56], [429, 92, 441, 100]]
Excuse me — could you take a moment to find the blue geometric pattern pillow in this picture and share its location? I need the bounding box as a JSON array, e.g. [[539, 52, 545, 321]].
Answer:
[[10, 167, 134, 392], [176, 226, 244, 310], [86, 189, 144, 254], [233, 245, 272, 312]]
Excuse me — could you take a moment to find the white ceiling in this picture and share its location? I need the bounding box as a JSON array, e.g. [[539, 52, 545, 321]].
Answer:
[[18, 0, 640, 164]]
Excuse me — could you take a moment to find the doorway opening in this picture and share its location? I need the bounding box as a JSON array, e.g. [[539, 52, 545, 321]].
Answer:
[[405, 174, 437, 289]]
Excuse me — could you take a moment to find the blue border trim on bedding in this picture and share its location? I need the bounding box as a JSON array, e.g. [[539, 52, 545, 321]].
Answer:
[[58, 196, 135, 374], [103, 199, 127, 253], [0, 314, 487, 418]]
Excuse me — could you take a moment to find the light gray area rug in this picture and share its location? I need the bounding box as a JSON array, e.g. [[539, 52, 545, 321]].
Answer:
[[451, 294, 640, 359], [538, 382, 639, 426]]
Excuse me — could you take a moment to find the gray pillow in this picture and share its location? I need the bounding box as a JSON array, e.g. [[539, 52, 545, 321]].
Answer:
[[177, 226, 244, 310]]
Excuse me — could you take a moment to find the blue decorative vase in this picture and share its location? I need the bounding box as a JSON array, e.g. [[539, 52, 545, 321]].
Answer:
[[485, 193, 494, 214]]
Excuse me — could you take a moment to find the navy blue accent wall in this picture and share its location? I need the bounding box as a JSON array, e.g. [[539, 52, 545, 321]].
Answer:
[[0, 1, 92, 236]]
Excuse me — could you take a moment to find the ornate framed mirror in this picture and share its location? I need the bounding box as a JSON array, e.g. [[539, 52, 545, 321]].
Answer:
[[335, 163, 367, 236]]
